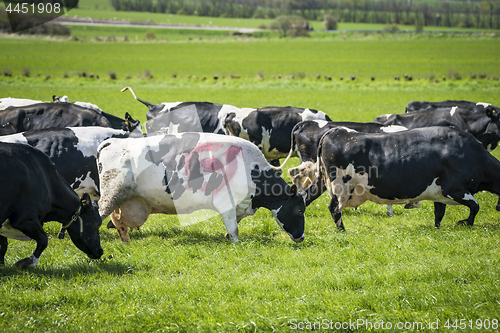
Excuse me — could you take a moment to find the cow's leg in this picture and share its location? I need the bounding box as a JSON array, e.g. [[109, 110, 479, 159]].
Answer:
[[328, 195, 345, 231], [387, 204, 394, 217], [221, 210, 239, 242], [269, 159, 282, 176], [434, 202, 446, 228], [9, 219, 47, 268], [447, 191, 480, 226], [0, 235, 7, 266]]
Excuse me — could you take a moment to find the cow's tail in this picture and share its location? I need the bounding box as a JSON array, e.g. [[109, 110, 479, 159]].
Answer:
[[121, 86, 155, 110], [270, 121, 301, 171]]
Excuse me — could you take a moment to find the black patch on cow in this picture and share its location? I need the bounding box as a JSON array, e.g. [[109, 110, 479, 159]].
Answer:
[[177, 154, 185, 171], [23, 128, 100, 192], [205, 172, 224, 195], [342, 175, 352, 183], [224, 113, 241, 137], [187, 151, 204, 193]]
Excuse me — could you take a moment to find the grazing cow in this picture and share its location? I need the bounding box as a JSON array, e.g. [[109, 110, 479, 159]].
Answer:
[[305, 127, 500, 230], [121, 86, 240, 134], [374, 102, 500, 151], [0, 127, 143, 198], [0, 142, 103, 268], [405, 100, 499, 114], [224, 106, 331, 164], [0, 102, 142, 136], [97, 133, 306, 243]]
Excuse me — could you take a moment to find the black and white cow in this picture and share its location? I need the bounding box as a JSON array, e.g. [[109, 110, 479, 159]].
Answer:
[[374, 101, 500, 151], [284, 120, 407, 190], [0, 127, 143, 198], [305, 126, 500, 230], [276, 120, 408, 216], [0, 142, 103, 268], [224, 106, 331, 164], [0, 102, 142, 136], [97, 132, 306, 243], [405, 100, 500, 114], [1, 96, 104, 112], [121, 86, 240, 134]]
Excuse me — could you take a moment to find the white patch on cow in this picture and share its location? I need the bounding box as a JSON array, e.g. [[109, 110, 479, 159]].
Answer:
[[381, 125, 408, 133], [0, 220, 31, 241], [301, 108, 329, 121], [227, 108, 256, 139], [463, 193, 478, 205], [476, 102, 491, 108], [71, 127, 136, 157], [338, 126, 358, 133], [450, 106, 458, 116], [0, 97, 42, 110], [0, 132, 28, 145], [329, 169, 459, 211], [72, 171, 99, 197], [74, 102, 102, 113], [314, 119, 330, 128], [158, 102, 183, 114]]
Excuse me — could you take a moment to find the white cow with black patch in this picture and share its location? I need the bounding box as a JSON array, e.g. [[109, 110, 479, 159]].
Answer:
[[304, 126, 500, 230], [97, 132, 306, 243], [224, 106, 331, 166]]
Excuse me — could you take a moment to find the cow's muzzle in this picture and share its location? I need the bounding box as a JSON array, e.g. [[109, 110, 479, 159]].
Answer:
[[292, 235, 305, 243]]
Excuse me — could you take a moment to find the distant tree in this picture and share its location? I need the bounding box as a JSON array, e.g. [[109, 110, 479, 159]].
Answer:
[[323, 13, 338, 30], [270, 15, 310, 37]]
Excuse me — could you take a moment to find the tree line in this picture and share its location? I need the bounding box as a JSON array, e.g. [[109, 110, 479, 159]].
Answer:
[[108, 0, 500, 30]]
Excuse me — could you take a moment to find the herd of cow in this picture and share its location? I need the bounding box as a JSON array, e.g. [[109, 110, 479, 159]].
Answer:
[[1, 88, 499, 269]]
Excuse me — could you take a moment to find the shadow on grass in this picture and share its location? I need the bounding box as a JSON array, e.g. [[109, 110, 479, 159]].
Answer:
[[0, 258, 131, 277]]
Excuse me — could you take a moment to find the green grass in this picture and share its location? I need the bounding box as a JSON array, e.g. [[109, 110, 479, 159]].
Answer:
[[1, 34, 500, 332]]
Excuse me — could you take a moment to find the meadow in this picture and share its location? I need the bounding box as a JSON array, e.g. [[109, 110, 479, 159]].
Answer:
[[0, 28, 500, 332]]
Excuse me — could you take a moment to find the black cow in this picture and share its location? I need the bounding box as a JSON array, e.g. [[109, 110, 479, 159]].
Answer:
[[0, 142, 103, 268], [0, 102, 141, 136], [374, 102, 500, 151], [224, 106, 331, 165], [305, 127, 500, 230], [0, 127, 143, 198], [121, 86, 239, 134]]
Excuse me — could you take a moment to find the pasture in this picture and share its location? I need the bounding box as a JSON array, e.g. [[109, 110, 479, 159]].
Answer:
[[1, 31, 500, 332]]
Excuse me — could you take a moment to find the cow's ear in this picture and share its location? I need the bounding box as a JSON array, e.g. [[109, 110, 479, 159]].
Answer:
[[289, 185, 297, 197]]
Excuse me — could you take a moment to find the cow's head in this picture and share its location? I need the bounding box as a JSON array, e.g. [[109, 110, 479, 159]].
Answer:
[[271, 185, 305, 243], [124, 112, 142, 135], [66, 193, 103, 259], [483, 105, 500, 150]]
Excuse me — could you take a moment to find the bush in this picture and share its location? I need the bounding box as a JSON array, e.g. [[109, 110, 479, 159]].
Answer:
[[145, 30, 156, 40], [270, 15, 310, 38], [323, 14, 338, 31]]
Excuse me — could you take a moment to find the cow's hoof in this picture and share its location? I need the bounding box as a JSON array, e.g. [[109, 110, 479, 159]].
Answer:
[[456, 220, 473, 227], [107, 221, 115, 229], [14, 257, 35, 269]]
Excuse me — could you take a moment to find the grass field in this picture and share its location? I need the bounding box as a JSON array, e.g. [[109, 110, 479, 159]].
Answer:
[[1, 28, 500, 332]]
